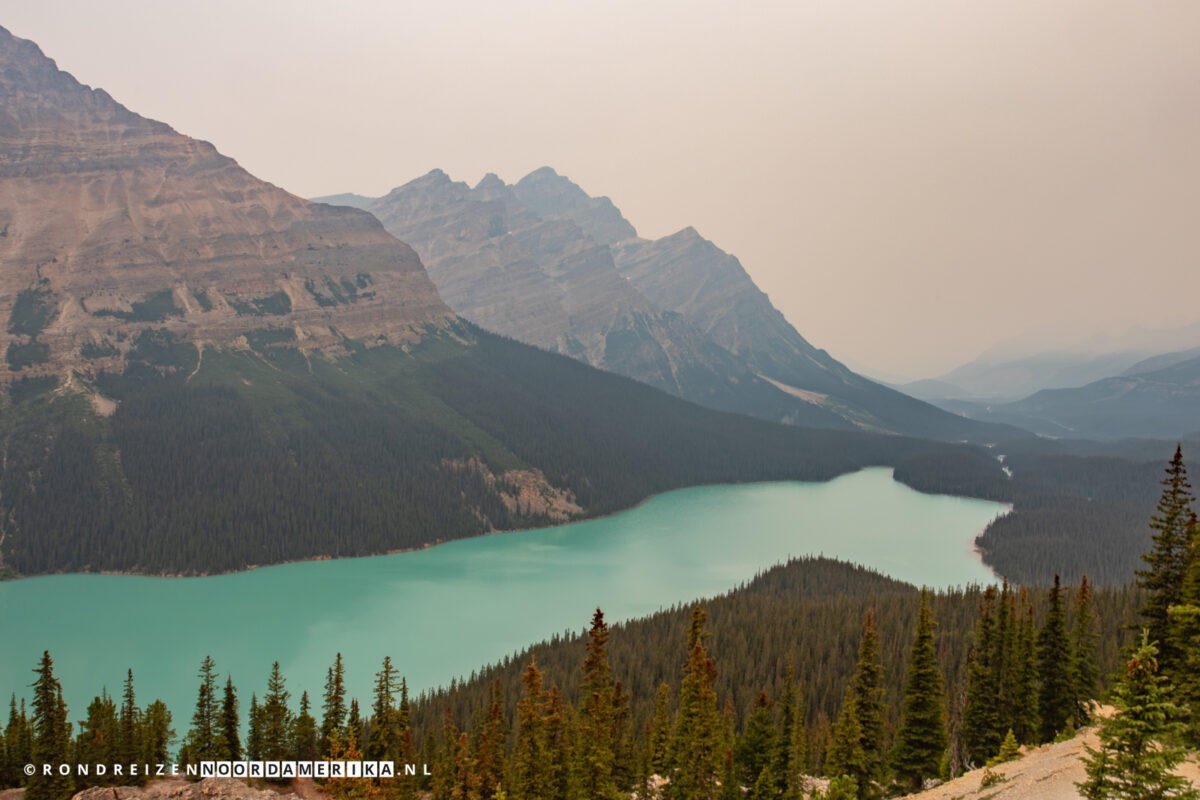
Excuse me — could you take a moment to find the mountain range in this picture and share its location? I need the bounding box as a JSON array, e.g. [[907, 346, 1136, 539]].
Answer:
[[316, 170, 1015, 443], [0, 25, 1015, 578], [936, 351, 1200, 440]]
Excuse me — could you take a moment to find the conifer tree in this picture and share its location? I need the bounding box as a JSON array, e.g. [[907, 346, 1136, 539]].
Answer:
[[666, 607, 722, 800], [647, 683, 673, 777], [322, 653, 347, 756], [1168, 513, 1200, 745], [994, 581, 1018, 730], [260, 662, 292, 763], [447, 729, 480, 800], [27, 652, 72, 800], [140, 700, 173, 765], [1077, 636, 1198, 800], [573, 609, 620, 800], [294, 692, 319, 761], [1037, 575, 1074, 742], [185, 656, 220, 763], [734, 692, 776, 787], [848, 609, 885, 792], [825, 687, 869, 794], [246, 694, 262, 761], [118, 669, 141, 779], [1136, 445, 1196, 680], [5, 696, 31, 788], [1012, 590, 1040, 744], [771, 670, 807, 800], [431, 708, 458, 800], [513, 661, 550, 800], [963, 587, 1003, 764], [368, 656, 398, 761], [474, 680, 507, 800], [985, 730, 1020, 767], [347, 699, 363, 746], [749, 765, 776, 800], [76, 691, 117, 787], [543, 686, 572, 800], [889, 590, 946, 793], [218, 677, 240, 761], [611, 680, 636, 792], [1072, 575, 1100, 726]]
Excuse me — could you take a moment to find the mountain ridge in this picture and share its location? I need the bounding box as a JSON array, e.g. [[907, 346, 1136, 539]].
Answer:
[[0, 25, 454, 384], [319, 168, 1021, 443]]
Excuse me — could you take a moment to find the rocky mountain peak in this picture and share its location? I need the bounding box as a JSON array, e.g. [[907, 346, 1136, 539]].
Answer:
[[512, 167, 638, 246], [0, 27, 454, 383]]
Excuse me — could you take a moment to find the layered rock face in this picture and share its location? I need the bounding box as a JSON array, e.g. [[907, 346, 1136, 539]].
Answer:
[[0, 26, 454, 381], [326, 169, 1009, 440], [352, 169, 800, 409]]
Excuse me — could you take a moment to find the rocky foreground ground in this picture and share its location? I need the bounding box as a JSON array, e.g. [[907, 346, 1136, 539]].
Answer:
[[901, 725, 1200, 800]]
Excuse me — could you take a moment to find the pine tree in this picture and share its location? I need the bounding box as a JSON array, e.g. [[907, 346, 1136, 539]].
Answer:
[[647, 683, 673, 777], [1136, 445, 1196, 681], [139, 700, 173, 765], [1011, 590, 1040, 744], [27, 652, 73, 800], [117, 670, 141, 781], [994, 581, 1018, 732], [666, 607, 722, 800], [1072, 575, 1100, 726], [1168, 513, 1200, 745], [825, 687, 870, 794], [573, 608, 620, 800], [347, 699, 363, 746], [771, 669, 807, 800], [1077, 635, 1199, 800], [322, 653, 347, 756], [185, 656, 220, 763], [260, 662, 293, 763], [5, 695, 31, 788], [76, 690, 117, 787], [293, 692, 319, 761], [734, 692, 776, 787], [889, 589, 947, 793], [963, 587, 1003, 764], [368, 656, 398, 761], [543, 686, 572, 800], [474, 680, 507, 800], [985, 729, 1020, 767], [218, 677, 240, 760], [1037, 575, 1074, 742], [611, 680, 636, 792], [848, 609, 885, 792], [246, 694, 263, 761], [513, 661, 550, 800]]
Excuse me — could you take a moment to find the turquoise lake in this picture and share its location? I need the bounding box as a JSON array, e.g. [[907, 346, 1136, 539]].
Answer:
[[0, 467, 1006, 723]]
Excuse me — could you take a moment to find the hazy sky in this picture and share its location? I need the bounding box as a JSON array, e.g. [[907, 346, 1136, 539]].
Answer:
[[4, 1, 1199, 379]]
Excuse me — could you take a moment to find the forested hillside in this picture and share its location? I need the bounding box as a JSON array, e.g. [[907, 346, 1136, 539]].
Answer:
[[0, 325, 1007, 577]]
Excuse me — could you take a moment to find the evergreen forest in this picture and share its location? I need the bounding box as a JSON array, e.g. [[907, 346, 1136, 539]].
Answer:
[[4, 448, 1199, 799], [0, 325, 1177, 586]]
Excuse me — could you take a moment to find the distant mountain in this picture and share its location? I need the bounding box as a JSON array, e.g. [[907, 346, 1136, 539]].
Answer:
[[942, 354, 1200, 440], [1120, 345, 1200, 377], [899, 350, 1165, 403], [322, 169, 1017, 442], [328, 169, 849, 429]]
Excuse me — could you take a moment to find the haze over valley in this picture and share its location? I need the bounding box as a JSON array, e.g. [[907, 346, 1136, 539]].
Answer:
[[0, 9, 1198, 800]]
